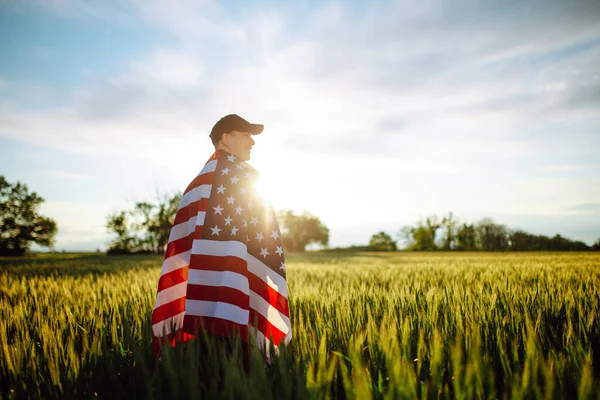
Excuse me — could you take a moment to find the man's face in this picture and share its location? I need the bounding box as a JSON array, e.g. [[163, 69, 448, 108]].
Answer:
[[223, 130, 255, 161]]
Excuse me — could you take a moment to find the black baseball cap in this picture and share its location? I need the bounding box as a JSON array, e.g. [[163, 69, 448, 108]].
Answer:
[[209, 114, 264, 145]]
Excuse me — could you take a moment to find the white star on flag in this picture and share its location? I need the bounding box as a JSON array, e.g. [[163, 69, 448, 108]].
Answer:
[[221, 167, 230, 175], [275, 245, 283, 256], [235, 205, 243, 215], [231, 226, 239, 235], [236, 164, 244, 170], [216, 185, 226, 194], [260, 247, 270, 258], [271, 230, 280, 240], [213, 204, 224, 215], [211, 225, 221, 236], [243, 220, 248, 227], [255, 232, 264, 241], [230, 176, 240, 184], [280, 262, 286, 271], [226, 196, 236, 204], [224, 216, 232, 226], [250, 216, 259, 226], [226, 155, 236, 162], [240, 188, 247, 196]]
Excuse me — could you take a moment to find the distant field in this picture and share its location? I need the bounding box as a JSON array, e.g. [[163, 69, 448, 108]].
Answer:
[[1, 252, 599, 399]]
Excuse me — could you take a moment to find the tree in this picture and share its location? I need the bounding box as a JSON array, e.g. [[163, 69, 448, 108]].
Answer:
[[369, 231, 397, 251], [456, 223, 477, 251], [277, 210, 329, 252], [593, 238, 600, 251], [507, 229, 532, 251], [131, 192, 181, 253], [476, 218, 508, 251], [106, 192, 181, 254], [0, 176, 57, 255], [400, 216, 440, 251], [106, 211, 134, 254], [508, 231, 591, 251], [440, 212, 457, 250]]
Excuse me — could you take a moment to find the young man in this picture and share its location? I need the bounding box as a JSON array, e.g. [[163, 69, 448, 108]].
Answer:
[[151, 114, 292, 361]]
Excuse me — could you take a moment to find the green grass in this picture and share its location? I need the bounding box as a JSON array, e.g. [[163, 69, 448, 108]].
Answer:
[[1, 252, 599, 399]]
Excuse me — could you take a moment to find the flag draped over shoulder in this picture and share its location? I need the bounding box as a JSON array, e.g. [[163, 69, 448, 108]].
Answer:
[[151, 150, 291, 354]]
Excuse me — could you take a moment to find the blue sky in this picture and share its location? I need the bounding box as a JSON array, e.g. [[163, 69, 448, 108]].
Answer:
[[1, 0, 599, 251]]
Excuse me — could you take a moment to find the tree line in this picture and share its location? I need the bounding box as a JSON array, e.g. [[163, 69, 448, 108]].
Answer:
[[1, 176, 598, 255], [105, 192, 329, 254], [396, 212, 600, 252]]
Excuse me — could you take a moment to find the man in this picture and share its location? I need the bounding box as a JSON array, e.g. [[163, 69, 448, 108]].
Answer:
[[151, 114, 292, 359]]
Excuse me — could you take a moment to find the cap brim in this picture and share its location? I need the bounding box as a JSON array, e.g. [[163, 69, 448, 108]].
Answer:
[[248, 123, 264, 135]]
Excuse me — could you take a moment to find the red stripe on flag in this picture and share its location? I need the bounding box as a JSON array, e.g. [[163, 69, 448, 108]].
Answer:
[[193, 225, 205, 241], [165, 224, 202, 254], [164, 226, 205, 259], [186, 284, 249, 310], [173, 198, 209, 226], [189, 254, 247, 275], [183, 315, 249, 340], [153, 330, 195, 357], [184, 172, 214, 195], [157, 267, 189, 292], [248, 273, 289, 316], [164, 235, 193, 259], [152, 297, 187, 325], [249, 309, 286, 345]]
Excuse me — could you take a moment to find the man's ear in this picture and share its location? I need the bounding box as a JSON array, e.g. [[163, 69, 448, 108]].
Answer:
[[221, 132, 230, 147]]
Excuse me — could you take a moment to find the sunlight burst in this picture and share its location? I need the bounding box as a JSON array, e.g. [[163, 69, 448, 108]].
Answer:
[[254, 175, 272, 208]]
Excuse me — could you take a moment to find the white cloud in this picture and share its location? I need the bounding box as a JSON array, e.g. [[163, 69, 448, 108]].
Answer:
[[129, 0, 218, 43], [24, 0, 125, 19], [536, 164, 594, 173], [43, 170, 91, 180], [3, 1, 599, 161], [113, 49, 205, 88]]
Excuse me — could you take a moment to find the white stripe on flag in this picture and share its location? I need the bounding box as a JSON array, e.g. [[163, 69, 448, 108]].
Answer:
[[249, 290, 291, 335], [159, 250, 192, 277], [192, 239, 248, 259], [200, 159, 218, 175], [247, 254, 288, 298], [248, 326, 282, 361], [248, 325, 272, 351], [179, 184, 212, 210], [188, 269, 249, 295], [152, 311, 186, 337], [155, 281, 187, 308], [283, 323, 293, 345], [168, 212, 206, 242], [186, 300, 249, 325]]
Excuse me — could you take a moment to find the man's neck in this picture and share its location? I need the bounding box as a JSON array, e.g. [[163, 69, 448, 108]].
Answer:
[[216, 144, 231, 154]]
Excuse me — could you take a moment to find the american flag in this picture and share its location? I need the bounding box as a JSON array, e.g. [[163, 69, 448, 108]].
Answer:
[[151, 150, 292, 354]]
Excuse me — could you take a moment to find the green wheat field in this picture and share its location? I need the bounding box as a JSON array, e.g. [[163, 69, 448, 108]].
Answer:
[[1, 252, 599, 399]]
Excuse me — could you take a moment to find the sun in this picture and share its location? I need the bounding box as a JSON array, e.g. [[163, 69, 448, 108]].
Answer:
[[254, 175, 273, 208]]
